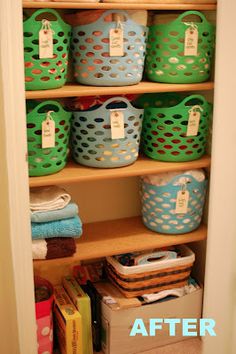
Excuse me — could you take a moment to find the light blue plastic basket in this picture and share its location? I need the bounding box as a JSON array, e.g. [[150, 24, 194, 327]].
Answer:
[[141, 174, 207, 234], [71, 10, 148, 86], [71, 97, 143, 168]]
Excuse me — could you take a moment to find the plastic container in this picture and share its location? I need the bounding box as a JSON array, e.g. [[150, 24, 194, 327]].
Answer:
[[141, 172, 207, 234], [145, 11, 215, 83], [71, 97, 143, 168], [106, 245, 195, 297], [24, 9, 71, 90], [27, 100, 71, 176], [71, 10, 148, 86], [34, 276, 54, 354], [141, 94, 211, 162]]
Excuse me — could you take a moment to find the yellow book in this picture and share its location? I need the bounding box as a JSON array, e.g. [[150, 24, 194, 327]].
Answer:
[[54, 285, 83, 354], [63, 276, 93, 354]]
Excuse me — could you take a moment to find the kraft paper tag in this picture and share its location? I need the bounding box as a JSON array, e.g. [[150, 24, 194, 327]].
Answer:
[[186, 110, 200, 136], [184, 26, 198, 56], [175, 190, 189, 214], [42, 113, 55, 148], [110, 111, 125, 139], [39, 20, 54, 59], [109, 28, 124, 57]]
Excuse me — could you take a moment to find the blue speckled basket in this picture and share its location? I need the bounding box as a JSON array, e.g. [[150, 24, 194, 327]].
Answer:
[[71, 97, 143, 168], [141, 174, 207, 234], [71, 10, 148, 86]]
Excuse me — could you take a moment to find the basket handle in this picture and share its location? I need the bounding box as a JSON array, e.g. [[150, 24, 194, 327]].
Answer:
[[30, 100, 70, 117], [135, 251, 177, 265], [181, 94, 207, 108], [102, 97, 134, 110], [25, 8, 70, 28], [173, 11, 209, 26]]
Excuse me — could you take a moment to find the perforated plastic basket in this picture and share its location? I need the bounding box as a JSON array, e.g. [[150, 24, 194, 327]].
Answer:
[[71, 10, 148, 86], [141, 94, 211, 162], [71, 97, 143, 168], [141, 174, 207, 234], [27, 101, 71, 176], [35, 276, 54, 354], [24, 9, 71, 90], [146, 11, 215, 83]]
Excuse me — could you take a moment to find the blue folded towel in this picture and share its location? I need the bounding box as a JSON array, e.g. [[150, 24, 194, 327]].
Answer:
[[31, 202, 79, 223], [31, 215, 83, 240]]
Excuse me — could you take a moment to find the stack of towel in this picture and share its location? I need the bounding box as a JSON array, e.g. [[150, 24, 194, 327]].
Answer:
[[31, 186, 82, 260]]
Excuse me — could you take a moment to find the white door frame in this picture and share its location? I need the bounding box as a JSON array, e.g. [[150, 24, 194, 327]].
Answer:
[[1, 0, 236, 353], [203, 1, 236, 353], [0, 0, 37, 353]]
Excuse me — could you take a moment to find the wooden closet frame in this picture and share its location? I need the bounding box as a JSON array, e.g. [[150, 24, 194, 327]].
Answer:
[[1, 1, 236, 354]]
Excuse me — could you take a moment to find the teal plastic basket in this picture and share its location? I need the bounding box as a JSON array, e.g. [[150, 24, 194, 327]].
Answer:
[[71, 97, 143, 168], [141, 174, 207, 234], [71, 10, 148, 86], [146, 11, 215, 83]]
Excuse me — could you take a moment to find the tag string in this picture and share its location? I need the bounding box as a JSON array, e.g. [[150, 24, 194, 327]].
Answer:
[[184, 22, 199, 31], [181, 182, 187, 194], [45, 110, 54, 123], [41, 19, 55, 34], [114, 14, 124, 31], [188, 105, 204, 114]]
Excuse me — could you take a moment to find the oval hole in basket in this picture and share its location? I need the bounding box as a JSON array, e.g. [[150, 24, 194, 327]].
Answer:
[[35, 12, 58, 21], [169, 31, 179, 36], [40, 76, 50, 81], [24, 47, 33, 53], [146, 255, 167, 262], [38, 104, 59, 113], [181, 14, 203, 23]]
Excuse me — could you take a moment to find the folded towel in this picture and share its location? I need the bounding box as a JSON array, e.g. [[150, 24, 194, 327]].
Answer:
[[31, 202, 79, 223], [30, 186, 71, 213], [32, 238, 76, 260], [142, 169, 205, 186], [31, 215, 83, 240]]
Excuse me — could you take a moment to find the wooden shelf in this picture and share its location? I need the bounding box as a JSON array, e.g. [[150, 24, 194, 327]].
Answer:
[[29, 155, 211, 187], [23, 1, 216, 10], [33, 216, 207, 267], [25, 81, 214, 100]]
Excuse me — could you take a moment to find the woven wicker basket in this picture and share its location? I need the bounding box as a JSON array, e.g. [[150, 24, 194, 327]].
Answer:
[[106, 245, 195, 298]]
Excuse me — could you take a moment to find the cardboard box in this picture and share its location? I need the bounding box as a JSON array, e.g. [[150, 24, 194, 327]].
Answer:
[[95, 282, 203, 354], [54, 286, 83, 354], [62, 276, 93, 354]]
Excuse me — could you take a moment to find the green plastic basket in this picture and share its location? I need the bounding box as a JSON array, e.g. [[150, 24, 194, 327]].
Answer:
[[145, 11, 215, 83], [141, 94, 211, 162], [24, 9, 71, 90], [27, 100, 71, 176]]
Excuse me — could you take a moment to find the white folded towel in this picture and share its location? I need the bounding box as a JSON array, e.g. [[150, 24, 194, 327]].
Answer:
[[30, 186, 71, 213], [142, 169, 205, 186]]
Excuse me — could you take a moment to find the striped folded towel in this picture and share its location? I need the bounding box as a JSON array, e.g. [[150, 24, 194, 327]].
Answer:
[[32, 238, 76, 260]]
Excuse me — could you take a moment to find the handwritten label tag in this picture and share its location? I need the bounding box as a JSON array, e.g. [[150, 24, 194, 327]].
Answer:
[[186, 110, 200, 136], [110, 111, 125, 139], [184, 26, 198, 56], [39, 20, 54, 59], [175, 190, 189, 214], [109, 28, 124, 57], [42, 114, 55, 148]]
